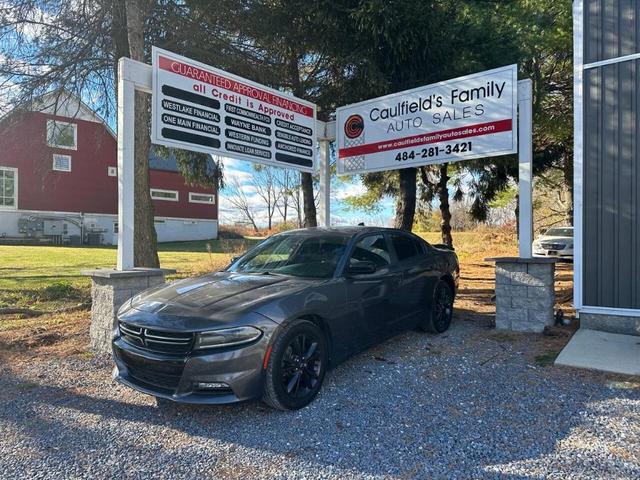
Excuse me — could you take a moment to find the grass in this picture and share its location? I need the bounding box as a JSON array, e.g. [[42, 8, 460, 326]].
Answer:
[[0, 237, 261, 312], [0, 228, 516, 293], [0, 238, 260, 291], [534, 350, 560, 367], [1, 225, 571, 360]]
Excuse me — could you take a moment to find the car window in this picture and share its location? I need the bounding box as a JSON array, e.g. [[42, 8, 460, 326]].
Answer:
[[544, 227, 573, 237], [229, 234, 348, 278], [349, 234, 391, 268], [390, 234, 422, 261]]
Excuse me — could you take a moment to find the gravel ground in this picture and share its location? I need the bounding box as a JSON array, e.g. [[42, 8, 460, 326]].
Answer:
[[1, 317, 639, 480]]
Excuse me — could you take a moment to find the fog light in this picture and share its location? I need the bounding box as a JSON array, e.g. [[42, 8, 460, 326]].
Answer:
[[195, 381, 229, 390]]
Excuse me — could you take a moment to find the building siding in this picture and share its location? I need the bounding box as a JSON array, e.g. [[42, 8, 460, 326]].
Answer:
[[0, 111, 217, 221], [584, 0, 640, 64], [583, 3, 640, 309]]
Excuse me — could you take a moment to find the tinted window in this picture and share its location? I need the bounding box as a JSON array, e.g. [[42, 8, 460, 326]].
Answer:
[[349, 234, 391, 268], [229, 234, 348, 278], [544, 227, 573, 237], [391, 234, 422, 261]]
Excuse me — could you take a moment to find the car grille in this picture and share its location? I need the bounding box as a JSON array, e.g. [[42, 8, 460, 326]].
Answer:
[[541, 243, 566, 250], [119, 322, 194, 354], [118, 348, 184, 392]]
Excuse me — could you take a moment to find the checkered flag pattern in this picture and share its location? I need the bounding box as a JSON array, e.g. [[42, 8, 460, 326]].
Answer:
[[343, 134, 365, 172]]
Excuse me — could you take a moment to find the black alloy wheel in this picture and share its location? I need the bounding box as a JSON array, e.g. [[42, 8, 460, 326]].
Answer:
[[420, 280, 454, 334], [263, 320, 327, 410]]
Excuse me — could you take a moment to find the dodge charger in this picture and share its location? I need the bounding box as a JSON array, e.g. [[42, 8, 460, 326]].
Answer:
[[113, 227, 459, 410]]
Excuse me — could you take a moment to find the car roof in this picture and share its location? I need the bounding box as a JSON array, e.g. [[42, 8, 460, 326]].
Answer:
[[278, 226, 420, 238]]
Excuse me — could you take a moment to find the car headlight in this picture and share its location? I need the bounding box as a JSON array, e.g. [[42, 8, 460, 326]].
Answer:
[[117, 298, 132, 316], [194, 326, 262, 350]]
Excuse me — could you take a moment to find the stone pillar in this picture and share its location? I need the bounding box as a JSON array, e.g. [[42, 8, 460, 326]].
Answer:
[[82, 268, 175, 356], [485, 257, 556, 333]]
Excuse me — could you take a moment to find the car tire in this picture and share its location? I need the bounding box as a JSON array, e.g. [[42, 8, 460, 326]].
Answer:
[[263, 319, 328, 411], [420, 280, 454, 334]]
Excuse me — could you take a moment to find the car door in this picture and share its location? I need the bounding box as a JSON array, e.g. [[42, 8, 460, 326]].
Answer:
[[388, 233, 432, 330], [341, 233, 401, 350]]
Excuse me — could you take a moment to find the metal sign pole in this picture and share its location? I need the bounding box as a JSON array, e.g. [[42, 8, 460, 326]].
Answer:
[[317, 120, 335, 228], [317, 139, 330, 227], [517, 79, 533, 258]]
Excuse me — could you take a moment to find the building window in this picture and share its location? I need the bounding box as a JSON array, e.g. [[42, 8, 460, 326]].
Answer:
[[113, 222, 118, 233], [52, 154, 72, 172], [150, 189, 178, 201], [189, 192, 215, 204], [108, 166, 117, 177], [0, 167, 17, 209], [47, 120, 77, 150]]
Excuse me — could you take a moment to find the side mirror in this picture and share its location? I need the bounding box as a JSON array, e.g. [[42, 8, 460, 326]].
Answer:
[[230, 256, 241, 264], [347, 260, 377, 275]]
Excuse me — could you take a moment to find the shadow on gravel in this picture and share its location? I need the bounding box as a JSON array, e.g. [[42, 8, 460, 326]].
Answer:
[[2, 326, 639, 478]]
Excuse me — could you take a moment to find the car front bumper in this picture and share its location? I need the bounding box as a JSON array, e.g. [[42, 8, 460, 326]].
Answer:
[[533, 246, 573, 259], [112, 336, 269, 404]]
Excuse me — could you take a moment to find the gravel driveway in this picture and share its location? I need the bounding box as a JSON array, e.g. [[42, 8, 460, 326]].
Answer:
[[1, 317, 639, 479]]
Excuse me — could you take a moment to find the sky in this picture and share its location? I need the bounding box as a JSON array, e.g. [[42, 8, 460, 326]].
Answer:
[[219, 155, 396, 228]]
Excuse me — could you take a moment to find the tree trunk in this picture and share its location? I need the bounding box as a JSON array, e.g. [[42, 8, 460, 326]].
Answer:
[[393, 168, 416, 231], [301, 172, 317, 227], [437, 163, 453, 247], [297, 187, 303, 227], [288, 52, 316, 228], [126, 0, 159, 268], [563, 155, 574, 225]]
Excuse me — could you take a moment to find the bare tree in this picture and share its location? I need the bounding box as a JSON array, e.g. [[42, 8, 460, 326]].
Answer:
[[226, 177, 259, 232], [0, 0, 162, 265], [274, 169, 299, 225], [253, 166, 281, 230]]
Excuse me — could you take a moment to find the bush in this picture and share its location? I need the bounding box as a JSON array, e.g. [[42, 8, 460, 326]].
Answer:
[[38, 282, 82, 301]]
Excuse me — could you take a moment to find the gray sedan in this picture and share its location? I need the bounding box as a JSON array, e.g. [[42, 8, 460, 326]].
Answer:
[[113, 227, 459, 410]]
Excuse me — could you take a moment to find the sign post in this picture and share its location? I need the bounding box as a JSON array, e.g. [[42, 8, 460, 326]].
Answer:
[[116, 50, 322, 270], [517, 79, 533, 258], [333, 65, 533, 257], [116, 54, 532, 269]]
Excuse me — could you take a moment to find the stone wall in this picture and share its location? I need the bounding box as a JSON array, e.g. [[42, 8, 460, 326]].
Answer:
[[491, 258, 556, 333], [84, 269, 170, 356], [580, 312, 640, 336]]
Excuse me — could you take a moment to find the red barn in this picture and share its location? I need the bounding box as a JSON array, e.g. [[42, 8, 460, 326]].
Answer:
[[0, 93, 218, 244]]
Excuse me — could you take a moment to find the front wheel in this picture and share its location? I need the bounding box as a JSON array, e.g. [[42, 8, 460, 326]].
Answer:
[[420, 280, 454, 334], [263, 320, 327, 410]]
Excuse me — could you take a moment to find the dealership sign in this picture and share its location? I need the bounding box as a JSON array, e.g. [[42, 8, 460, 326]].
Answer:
[[336, 65, 518, 174], [151, 47, 317, 172]]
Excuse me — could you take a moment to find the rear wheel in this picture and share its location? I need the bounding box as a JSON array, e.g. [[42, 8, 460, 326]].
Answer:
[[420, 280, 454, 334], [263, 320, 327, 410]]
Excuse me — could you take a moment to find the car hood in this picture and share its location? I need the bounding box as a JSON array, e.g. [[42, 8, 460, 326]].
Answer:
[[538, 235, 573, 243], [118, 271, 320, 331]]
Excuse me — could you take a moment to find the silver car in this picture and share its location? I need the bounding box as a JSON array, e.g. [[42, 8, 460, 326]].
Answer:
[[532, 226, 573, 259]]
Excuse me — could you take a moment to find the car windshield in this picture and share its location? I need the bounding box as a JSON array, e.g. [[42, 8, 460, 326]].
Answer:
[[544, 227, 573, 237], [228, 233, 349, 278]]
